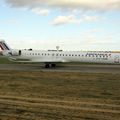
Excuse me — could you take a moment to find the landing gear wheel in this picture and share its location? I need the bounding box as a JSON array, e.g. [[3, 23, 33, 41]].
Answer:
[[51, 64, 56, 68], [45, 64, 50, 68]]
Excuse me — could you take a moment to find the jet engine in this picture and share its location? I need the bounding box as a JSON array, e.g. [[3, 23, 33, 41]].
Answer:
[[10, 50, 21, 56]]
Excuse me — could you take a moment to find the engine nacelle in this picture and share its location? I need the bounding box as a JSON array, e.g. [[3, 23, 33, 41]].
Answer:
[[11, 50, 21, 56]]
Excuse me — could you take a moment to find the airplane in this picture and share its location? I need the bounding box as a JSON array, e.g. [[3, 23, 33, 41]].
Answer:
[[0, 40, 120, 68]]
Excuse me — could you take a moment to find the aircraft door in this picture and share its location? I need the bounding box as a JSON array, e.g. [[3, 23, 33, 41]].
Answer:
[[19, 50, 21, 55], [114, 56, 119, 63], [52, 53, 55, 61]]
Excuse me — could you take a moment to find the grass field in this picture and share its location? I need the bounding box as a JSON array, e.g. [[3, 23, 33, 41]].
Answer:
[[0, 56, 13, 64], [0, 70, 120, 120]]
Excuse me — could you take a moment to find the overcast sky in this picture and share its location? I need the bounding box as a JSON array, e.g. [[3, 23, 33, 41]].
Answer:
[[0, 0, 120, 51]]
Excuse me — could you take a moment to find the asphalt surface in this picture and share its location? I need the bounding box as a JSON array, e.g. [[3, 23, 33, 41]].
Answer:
[[0, 64, 120, 74]]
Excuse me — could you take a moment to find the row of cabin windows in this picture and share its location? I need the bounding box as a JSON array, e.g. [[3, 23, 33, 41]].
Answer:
[[27, 53, 109, 58], [86, 54, 109, 58], [29, 53, 81, 57]]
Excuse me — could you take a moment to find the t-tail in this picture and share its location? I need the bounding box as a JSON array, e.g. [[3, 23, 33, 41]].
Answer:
[[0, 40, 11, 51], [0, 40, 21, 58]]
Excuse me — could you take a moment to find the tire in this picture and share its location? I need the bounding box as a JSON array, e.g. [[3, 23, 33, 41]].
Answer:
[[51, 64, 56, 68], [45, 64, 50, 68]]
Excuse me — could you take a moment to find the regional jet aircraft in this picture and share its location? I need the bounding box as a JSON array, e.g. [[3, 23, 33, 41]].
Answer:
[[0, 40, 120, 68]]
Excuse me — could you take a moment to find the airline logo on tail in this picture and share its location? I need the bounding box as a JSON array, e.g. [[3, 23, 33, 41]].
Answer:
[[0, 41, 10, 51]]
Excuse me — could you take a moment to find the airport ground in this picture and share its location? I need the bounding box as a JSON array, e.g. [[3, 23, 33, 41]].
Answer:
[[0, 56, 120, 74], [0, 57, 120, 120]]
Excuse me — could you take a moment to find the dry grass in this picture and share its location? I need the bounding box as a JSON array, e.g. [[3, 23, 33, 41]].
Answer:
[[0, 70, 120, 120]]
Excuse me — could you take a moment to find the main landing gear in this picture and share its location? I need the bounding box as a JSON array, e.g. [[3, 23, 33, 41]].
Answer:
[[45, 63, 56, 68]]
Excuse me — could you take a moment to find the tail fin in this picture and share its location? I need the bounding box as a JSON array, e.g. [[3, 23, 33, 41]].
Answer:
[[0, 40, 11, 51]]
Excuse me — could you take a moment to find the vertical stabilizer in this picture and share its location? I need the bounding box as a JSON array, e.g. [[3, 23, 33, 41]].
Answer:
[[0, 40, 11, 51]]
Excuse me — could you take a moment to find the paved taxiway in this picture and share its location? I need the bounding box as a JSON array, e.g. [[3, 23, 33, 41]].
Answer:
[[0, 64, 120, 73]]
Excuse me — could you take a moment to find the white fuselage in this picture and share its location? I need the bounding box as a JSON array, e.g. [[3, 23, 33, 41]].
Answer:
[[9, 50, 120, 64]]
